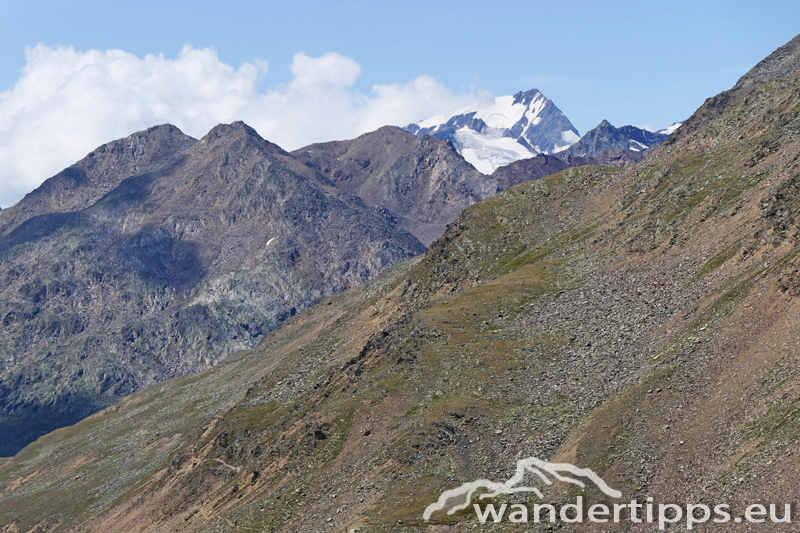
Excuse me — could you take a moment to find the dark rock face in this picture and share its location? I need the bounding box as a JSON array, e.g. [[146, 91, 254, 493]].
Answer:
[[492, 149, 649, 189], [292, 126, 500, 245], [557, 119, 668, 158], [492, 154, 572, 189], [0, 122, 425, 455], [508, 89, 580, 154]]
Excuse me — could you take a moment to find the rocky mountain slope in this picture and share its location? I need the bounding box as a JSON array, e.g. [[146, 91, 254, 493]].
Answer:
[[4, 35, 800, 533], [292, 126, 500, 245], [0, 122, 424, 456], [405, 89, 580, 173], [673, 33, 800, 143]]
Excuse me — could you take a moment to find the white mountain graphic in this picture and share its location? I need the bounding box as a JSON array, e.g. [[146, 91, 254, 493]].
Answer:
[[423, 456, 622, 520]]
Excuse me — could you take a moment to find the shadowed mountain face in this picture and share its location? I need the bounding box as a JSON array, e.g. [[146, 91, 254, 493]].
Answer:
[[292, 126, 500, 245], [492, 149, 650, 189], [0, 122, 424, 456], [3, 36, 800, 532], [557, 119, 668, 159]]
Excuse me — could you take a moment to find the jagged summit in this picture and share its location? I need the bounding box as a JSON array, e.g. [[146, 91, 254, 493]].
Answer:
[[198, 121, 291, 158], [202, 120, 260, 139], [558, 119, 669, 158], [405, 88, 579, 174], [511, 88, 547, 106]]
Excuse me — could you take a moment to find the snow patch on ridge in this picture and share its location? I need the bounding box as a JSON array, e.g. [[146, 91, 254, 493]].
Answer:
[[455, 127, 535, 174], [657, 122, 683, 135], [417, 114, 448, 129], [561, 130, 580, 144]]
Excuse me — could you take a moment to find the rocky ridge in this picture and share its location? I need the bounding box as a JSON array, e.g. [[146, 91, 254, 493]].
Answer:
[[556, 119, 668, 158], [0, 124, 197, 236], [492, 149, 650, 190], [292, 126, 500, 245], [671, 33, 800, 143]]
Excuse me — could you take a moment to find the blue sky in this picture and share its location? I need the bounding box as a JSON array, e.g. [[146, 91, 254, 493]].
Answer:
[[0, 0, 798, 206]]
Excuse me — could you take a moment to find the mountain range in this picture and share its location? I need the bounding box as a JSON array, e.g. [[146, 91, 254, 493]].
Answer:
[[0, 81, 685, 458], [0, 97, 620, 456], [405, 88, 677, 174], [490, 119, 680, 189], [557, 119, 669, 157], [0, 122, 438, 455], [1, 33, 799, 533]]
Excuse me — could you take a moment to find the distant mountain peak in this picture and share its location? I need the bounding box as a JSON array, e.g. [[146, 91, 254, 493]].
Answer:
[[201, 120, 263, 142], [199, 121, 289, 156], [292, 125, 499, 245], [558, 120, 669, 158], [405, 88, 579, 174]]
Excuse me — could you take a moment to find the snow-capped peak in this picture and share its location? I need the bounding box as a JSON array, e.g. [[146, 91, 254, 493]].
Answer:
[[405, 89, 579, 174]]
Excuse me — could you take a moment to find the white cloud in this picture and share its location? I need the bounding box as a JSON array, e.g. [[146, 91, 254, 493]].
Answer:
[[0, 45, 485, 208]]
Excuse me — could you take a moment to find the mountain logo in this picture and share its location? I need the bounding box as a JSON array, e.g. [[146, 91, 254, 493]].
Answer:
[[423, 456, 622, 520]]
